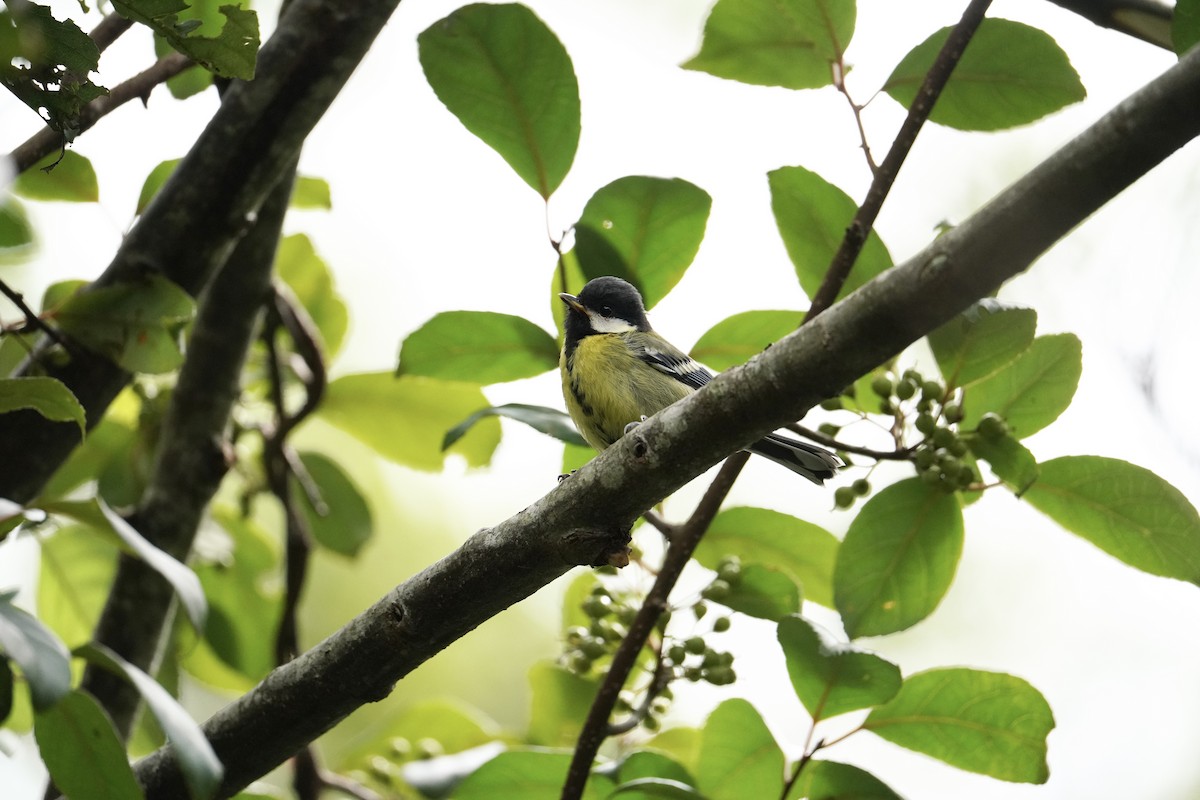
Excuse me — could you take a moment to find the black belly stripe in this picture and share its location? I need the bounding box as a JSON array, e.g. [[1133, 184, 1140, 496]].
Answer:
[[570, 378, 594, 417]]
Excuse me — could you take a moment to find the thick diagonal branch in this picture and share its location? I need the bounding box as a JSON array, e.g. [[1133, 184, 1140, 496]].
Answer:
[[0, 0, 404, 505], [132, 45, 1200, 800]]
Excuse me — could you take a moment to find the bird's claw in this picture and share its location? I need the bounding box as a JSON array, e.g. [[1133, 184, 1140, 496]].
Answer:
[[623, 415, 648, 436]]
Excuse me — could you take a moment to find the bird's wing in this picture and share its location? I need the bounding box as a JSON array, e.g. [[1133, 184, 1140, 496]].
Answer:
[[632, 338, 713, 391]]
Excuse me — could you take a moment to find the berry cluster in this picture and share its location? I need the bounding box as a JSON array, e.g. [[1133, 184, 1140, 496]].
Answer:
[[876, 369, 981, 493]]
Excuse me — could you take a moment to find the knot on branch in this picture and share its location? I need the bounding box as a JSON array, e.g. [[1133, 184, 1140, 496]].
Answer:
[[559, 525, 633, 569]]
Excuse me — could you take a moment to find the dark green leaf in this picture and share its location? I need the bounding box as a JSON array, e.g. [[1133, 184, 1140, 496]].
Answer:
[[527, 661, 597, 747], [683, 0, 855, 89], [0, 498, 24, 538], [149, 0, 235, 97], [865, 668, 1054, 783], [136, 159, 182, 215], [397, 311, 558, 384], [290, 175, 332, 209], [42, 278, 88, 311], [618, 751, 694, 787], [927, 300, 1036, 388], [156, 32, 212, 98], [960, 334, 1081, 439], [296, 451, 372, 558], [0, 196, 35, 255], [77, 642, 223, 800], [968, 434, 1038, 494], [12, 151, 99, 202], [53, 274, 196, 373], [696, 699, 784, 800], [0, 594, 71, 710], [319, 373, 501, 470], [445, 403, 586, 451], [777, 615, 901, 721], [768, 166, 892, 303], [41, 498, 207, 631], [35, 690, 144, 799], [1024, 456, 1200, 584], [695, 506, 839, 607], [834, 478, 964, 638], [0, 377, 85, 439], [113, 0, 258, 79], [786, 760, 903, 800], [454, 749, 613, 800], [610, 778, 703, 798], [721, 564, 800, 621], [1175, 0, 1200, 54], [690, 310, 802, 371], [0, 4, 107, 135], [883, 19, 1085, 131], [418, 3, 580, 198], [573, 176, 711, 309], [274, 234, 348, 358]]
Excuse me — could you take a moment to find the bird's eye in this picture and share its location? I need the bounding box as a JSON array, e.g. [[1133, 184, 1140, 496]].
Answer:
[[600, 306, 613, 317]]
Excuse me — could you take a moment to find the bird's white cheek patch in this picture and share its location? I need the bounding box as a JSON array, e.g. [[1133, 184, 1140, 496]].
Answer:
[[587, 312, 637, 334]]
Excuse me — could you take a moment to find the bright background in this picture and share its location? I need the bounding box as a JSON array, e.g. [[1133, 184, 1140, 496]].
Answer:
[[3, 0, 1200, 798]]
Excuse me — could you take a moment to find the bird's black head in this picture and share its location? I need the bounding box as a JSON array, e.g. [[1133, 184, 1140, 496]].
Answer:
[[560, 277, 651, 345]]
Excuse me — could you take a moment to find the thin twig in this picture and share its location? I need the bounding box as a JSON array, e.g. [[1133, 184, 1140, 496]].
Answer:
[[0, 278, 71, 352], [785, 423, 914, 461], [604, 642, 670, 736], [89, 12, 134, 53], [561, 452, 751, 800], [803, 0, 995, 322], [832, 60, 879, 175], [9, 52, 193, 174]]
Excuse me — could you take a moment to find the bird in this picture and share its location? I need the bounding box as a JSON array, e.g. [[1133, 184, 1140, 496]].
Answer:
[[559, 276, 841, 484]]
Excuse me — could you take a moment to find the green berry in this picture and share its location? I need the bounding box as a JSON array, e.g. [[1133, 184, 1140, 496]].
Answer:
[[389, 737, 412, 759], [977, 413, 1008, 441], [684, 666, 703, 682], [701, 649, 721, 667], [852, 478, 871, 495], [871, 375, 894, 398], [702, 579, 731, 601], [878, 398, 894, 415], [705, 666, 736, 686], [932, 427, 956, 449], [667, 644, 686, 664], [582, 595, 612, 619], [692, 601, 708, 620], [920, 467, 944, 486], [943, 401, 964, 423], [820, 397, 843, 411], [915, 413, 937, 435], [415, 738, 443, 759], [949, 438, 969, 457], [922, 380, 944, 400], [818, 422, 840, 437], [580, 636, 607, 658], [713, 616, 731, 633], [616, 605, 637, 625], [895, 378, 917, 400], [903, 368, 923, 383], [650, 697, 671, 716], [717, 559, 743, 586], [685, 636, 706, 655], [914, 446, 936, 469], [642, 716, 661, 731], [834, 486, 857, 508], [566, 626, 587, 646], [569, 652, 593, 674]]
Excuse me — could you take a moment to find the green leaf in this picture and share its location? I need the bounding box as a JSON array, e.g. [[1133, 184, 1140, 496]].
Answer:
[[695, 506, 839, 608], [864, 668, 1054, 783], [927, 300, 1037, 388], [77, 642, 223, 800], [0, 377, 86, 439], [290, 175, 332, 209], [296, 451, 372, 558], [191, 507, 280, 685], [0, 196, 35, 255], [136, 159, 183, 215], [682, 0, 855, 89], [445, 403, 586, 452], [721, 564, 800, 621], [768, 166, 892, 303], [883, 19, 1085, 131], [696, 699, 784, 800], [319, 373, 501, 470], [968, 433, 1038, 494], [397, 311, 558, 384], [41, 498, 207, 632], [53, 274, 196, 374], [618, 751, 695, 787], [561, 441, 594, 475], [1024, 456, 1200, 584], [1175, 0, 1200, 54], [418, 3, 580, 198], [610, 778, 703, 798], [12, 151, 99, 202], [786, 760, 903, 800], [37, 525, 119, 650], [41, 414, 137, 501], [0, 4, 107, 135], [113, 0, 258, 79], [527, 660, 597, 747], [338, 698, 501, 771], [156, 32, 212, 98], [454, 749, 613, 800], [834, 478, 964, 638], [960, 334, 1081, 439], [573, 176, 712, 309], [0, 594, 71, 710], [35, 690, 144, 800], [645, 728, 702, 776], [690, 310, 802, 371], [274, 233, 349, 358], [776, 615, 901, 721]]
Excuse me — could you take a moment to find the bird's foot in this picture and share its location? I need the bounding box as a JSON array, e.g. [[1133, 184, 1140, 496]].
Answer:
[[623, 415, 648, 436]]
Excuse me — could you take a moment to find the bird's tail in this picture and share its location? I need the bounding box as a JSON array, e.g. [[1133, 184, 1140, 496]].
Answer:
[[747, 432, 843, 485]]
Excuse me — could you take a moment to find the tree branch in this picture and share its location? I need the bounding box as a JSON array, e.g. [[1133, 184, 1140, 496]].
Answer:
[[131, 44, 1200, 799], [805, 0, 993, 321], [77, 167, 294, 740], [8, 53, 193, 175], [0, 0, 405, 505], [1047, 0, 1174, 50]]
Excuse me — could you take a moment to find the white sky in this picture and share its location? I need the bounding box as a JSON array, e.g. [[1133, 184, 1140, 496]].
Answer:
[[3, 1, 1200, 798]]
